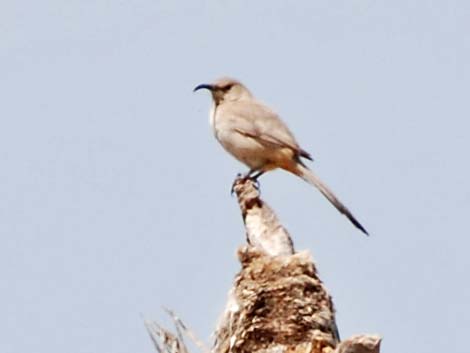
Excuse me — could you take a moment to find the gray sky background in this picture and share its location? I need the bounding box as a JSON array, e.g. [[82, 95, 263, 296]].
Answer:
[[1, 1, 469, 352]]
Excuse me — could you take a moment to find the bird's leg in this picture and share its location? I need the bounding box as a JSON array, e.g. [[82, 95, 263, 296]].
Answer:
[[249, 170, 265, 180]]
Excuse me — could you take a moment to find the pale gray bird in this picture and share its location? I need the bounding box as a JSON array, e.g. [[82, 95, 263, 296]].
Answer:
[[194, 77, 368, 235]]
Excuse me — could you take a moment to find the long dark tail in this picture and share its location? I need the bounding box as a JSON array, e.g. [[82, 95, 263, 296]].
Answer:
[[293, 163, 369, 235]]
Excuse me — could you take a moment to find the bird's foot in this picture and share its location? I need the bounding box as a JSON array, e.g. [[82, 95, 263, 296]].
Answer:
[[246, 170, 263, 190], [230, 173, 244, 196], [230, 172, 262, 195]]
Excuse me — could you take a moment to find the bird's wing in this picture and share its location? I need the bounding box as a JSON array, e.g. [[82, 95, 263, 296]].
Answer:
[[226, 100, 313, 160]]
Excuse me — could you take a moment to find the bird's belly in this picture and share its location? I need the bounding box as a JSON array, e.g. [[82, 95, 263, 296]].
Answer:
[[215, 129, 277, 170]]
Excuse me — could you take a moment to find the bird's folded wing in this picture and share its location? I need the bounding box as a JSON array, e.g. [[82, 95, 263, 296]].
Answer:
[[229, 101, 312, 160]]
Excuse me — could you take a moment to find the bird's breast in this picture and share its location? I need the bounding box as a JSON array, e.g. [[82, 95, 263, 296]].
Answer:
[[209, 103, 216, 132]]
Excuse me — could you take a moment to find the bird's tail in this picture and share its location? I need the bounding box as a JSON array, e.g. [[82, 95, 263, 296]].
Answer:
[[292, 163, 369, 235]]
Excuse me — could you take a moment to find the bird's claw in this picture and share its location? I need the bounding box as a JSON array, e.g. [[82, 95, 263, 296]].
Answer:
[[230, 172, 261, 195], [230, 173, 243, 195]]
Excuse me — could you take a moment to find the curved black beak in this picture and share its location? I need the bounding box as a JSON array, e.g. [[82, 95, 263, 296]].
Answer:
[[193, 83, 213, 92]]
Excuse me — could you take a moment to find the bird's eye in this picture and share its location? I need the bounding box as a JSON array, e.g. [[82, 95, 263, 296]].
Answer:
[[224, 84, 233, 91]]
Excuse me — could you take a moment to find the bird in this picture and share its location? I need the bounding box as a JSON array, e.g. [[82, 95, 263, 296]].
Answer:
[[194, 77, 368, 235]]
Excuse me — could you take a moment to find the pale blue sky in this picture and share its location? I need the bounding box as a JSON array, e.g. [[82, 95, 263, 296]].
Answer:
[[1, 1, 469, 353]]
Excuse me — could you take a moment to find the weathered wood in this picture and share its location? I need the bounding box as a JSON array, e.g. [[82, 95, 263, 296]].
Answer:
[[215, 177, 340, 353], [231, 177, 294, 256], [146, 177, 381, 353]]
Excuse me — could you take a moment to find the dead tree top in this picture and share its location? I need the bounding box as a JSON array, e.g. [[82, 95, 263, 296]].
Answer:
[[146, 177, 380, 353]]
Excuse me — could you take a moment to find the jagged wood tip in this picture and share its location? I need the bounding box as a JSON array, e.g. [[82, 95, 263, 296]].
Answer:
[[231, 176, 294, 256]]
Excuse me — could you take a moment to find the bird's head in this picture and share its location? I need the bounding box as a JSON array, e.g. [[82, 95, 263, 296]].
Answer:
[[194, 77, 252, 104]]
